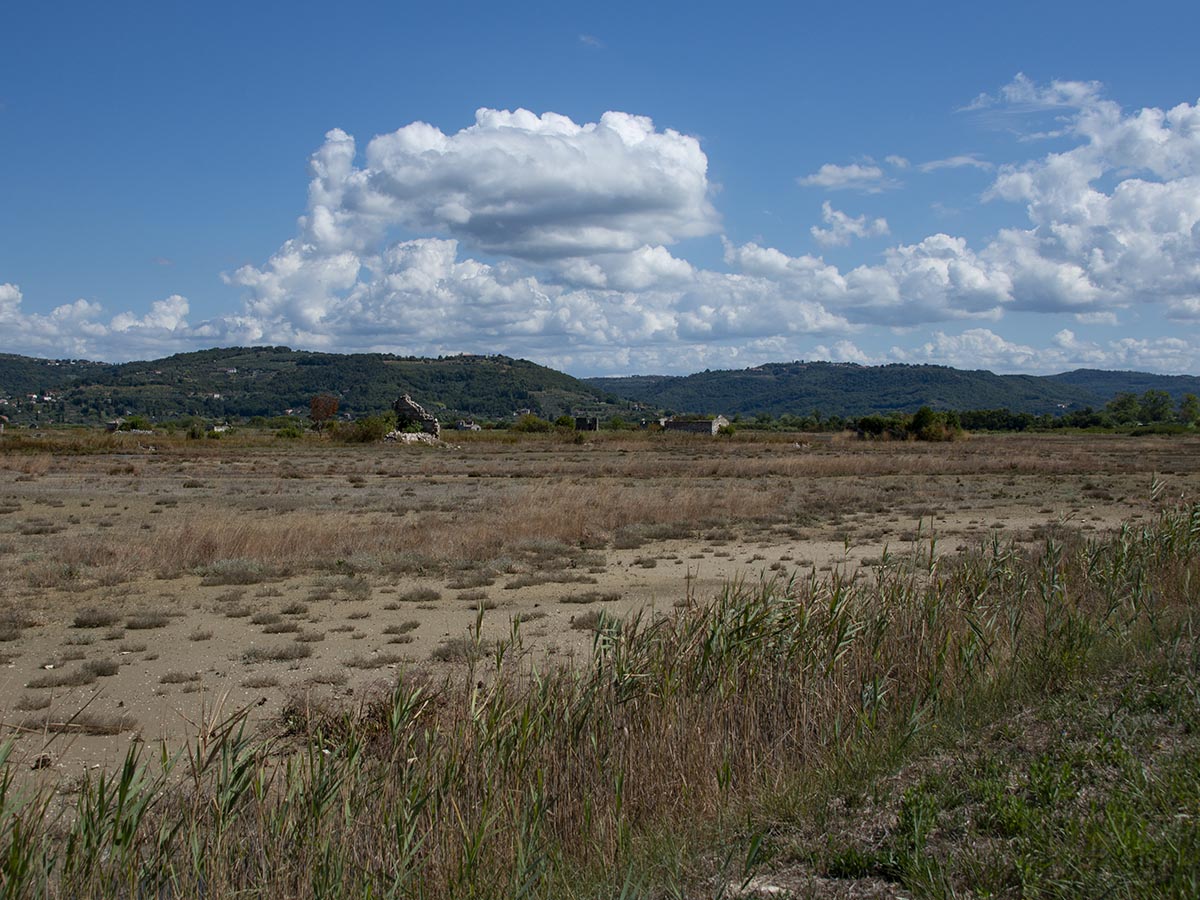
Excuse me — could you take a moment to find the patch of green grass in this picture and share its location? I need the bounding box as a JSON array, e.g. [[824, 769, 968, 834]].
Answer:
[[803, 644, 1200, 899]]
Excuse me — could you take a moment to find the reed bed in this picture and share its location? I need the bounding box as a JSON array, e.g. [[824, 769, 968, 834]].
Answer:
[[1, 500, 1197, 898]]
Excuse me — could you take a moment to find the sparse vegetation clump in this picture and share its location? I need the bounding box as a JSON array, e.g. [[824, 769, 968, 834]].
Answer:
[[396, 586, 440, 603], [124, 612, 170, 630], [199, 558, 271, 586], [73, 608, 120, 629], [243, 643, 312, 663]]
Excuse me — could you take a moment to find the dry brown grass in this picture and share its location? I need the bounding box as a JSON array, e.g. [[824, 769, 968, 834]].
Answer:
[[0, 482, 1196, 898], [5, 433, 1194, 593]]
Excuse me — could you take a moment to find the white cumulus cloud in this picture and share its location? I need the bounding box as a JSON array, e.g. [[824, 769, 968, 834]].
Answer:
[[301, 109, 719, 260], [891, 327, 1200, 373], [0, 283, 202, 360], [918, 154, 993, 173], [3, 82, 1199, 376], [797, 163, 893, 193], [810, 201, 890, 247]]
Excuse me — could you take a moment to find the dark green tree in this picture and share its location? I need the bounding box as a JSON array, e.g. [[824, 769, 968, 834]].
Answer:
[[1139, 389, 1173, 423], [1105, 393, 1141, 425], [1178, 393, 1200, 426]]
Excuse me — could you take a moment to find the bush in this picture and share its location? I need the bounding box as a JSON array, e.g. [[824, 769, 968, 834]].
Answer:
[[119, 415, 152, 432], [909, 406, 962, 442], [333, 415, 394, 443], [511, 414, 552, 433]]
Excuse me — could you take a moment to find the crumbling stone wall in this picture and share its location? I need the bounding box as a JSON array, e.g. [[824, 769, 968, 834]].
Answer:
[[393, 394, 441, 438]]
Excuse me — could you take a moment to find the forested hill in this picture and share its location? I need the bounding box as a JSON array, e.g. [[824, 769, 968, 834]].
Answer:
[[586, 362, 1200, 417], [0, 348, 629, 424], [1045, 368, 1200, 401], [5, 349, 1199, 425]]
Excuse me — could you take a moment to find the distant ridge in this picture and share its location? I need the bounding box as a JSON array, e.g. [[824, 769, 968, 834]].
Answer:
[[2, 349, 1198, 424], [585, 361, 1200, 418], [0, 347, 628, 424]]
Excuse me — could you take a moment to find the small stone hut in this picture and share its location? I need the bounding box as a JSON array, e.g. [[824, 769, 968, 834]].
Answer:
[[662, 415, 730, 436]]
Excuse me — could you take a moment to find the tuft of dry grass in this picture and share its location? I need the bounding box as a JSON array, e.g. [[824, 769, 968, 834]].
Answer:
[[125, 612, 170, 630], [26, 667, 98, 689], [244, 644, 312, 663], [559, 590, 621, 605], [199, 558, 272, 585], [344, 651, 404, 669], [20, 711, 137, 735], [383, 621, 420, 635], [159, 671, 201, 685], [569, 610, 605, 631], [84, 659, 119, 677], [504, 572, 597, 590], [73, 608, 120, 629], [397, 587, 440, 603], [430, 636, 491, 663]]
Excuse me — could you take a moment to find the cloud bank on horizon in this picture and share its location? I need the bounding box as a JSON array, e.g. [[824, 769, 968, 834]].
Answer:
[[3, 75, 1199, 376]]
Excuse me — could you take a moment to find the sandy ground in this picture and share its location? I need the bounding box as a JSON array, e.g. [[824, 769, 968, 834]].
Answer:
[[0, 430, 1196, 781]]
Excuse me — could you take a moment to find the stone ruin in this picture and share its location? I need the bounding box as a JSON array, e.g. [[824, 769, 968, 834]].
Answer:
[[391, 394, 441, 439]]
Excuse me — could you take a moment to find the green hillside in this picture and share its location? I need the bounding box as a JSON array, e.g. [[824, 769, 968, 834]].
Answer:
[[0, 354, 109, 397], [0, 348, 628, 425], [586, 362, 1101, 417], [1045, 368, 1200, 402], [4, 349, 1197, 427]]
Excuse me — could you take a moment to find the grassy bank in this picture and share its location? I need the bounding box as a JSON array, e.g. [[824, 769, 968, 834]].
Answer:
[[1, 500, 1198, 898]]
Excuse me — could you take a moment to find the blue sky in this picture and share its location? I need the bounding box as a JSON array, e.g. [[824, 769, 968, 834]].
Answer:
[[2, 0, 1199, 375]]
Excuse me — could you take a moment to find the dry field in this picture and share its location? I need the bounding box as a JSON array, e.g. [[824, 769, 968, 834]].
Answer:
[[0, 430, 1197, 778]]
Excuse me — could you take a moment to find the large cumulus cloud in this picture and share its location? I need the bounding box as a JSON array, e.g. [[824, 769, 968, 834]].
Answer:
[[220, 89, 1200, 371], [298, 109, 719, 259]]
